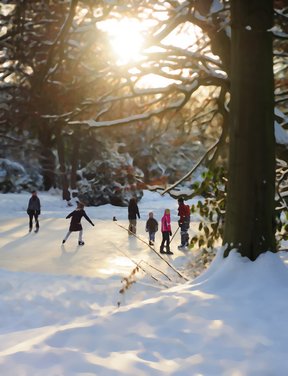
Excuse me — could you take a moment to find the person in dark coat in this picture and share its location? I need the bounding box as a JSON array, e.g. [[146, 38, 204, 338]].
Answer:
[[62, 201, 94, 246], [27, 190, 41, 233], [145, 211, 158, 246], [128, 197, 140, 234]]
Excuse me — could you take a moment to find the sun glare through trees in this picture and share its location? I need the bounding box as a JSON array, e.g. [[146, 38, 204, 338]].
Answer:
[[100, 16, 203, 89], [105, 18, 145, 64]]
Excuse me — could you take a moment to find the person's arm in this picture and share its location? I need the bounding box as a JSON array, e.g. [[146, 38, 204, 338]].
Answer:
[[66, 211, 74, 219], [37, 198, 41, 215], [168, 219, 172, 235], [178, 206, 184, 225], [27, 199, 31, 214], [137, 206, 140, 219], [83, 211, 94, 226]]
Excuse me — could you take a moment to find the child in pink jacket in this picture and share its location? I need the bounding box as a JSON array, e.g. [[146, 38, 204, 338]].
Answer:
[[160, 209, 173, 255]]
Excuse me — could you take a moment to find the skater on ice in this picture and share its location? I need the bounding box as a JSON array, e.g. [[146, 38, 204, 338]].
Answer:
[[27, 190, 41, 233], [62, 201, 94, 246]]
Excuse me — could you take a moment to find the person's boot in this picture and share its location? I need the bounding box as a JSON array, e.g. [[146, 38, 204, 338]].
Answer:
[[78, 241, 85, 246], [166, 247, 173, 255], [160, 247, 166, 254]]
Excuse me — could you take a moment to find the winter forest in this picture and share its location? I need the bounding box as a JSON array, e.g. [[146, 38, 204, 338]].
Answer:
[[1, 0, 288, 375]]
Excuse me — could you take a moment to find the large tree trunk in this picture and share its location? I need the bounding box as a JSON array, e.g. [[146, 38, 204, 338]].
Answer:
[[55, 124, 70, 201], [70, 131, 80, 190], [223, 0, 276, 260], [38, 123, 56, 191]]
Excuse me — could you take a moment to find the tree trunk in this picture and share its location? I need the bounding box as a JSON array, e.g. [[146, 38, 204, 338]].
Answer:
[[223, 0, 276, 260], [55, 124, 70, 201], [70, 131, 80, 190], [38, 123, 56, 191]]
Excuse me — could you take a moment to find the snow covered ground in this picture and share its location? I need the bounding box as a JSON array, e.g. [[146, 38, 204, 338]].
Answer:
[[0, 190, 288, 375]]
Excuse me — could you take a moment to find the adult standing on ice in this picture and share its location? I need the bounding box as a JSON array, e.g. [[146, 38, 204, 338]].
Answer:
[[177, 197, 190, 249], [27, 190, 41, 233], [62, 201, 94, 246], [128, 197, 140, 234]]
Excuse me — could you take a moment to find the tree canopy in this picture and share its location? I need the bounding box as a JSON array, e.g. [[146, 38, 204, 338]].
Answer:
[[1, 0, 288, 260]]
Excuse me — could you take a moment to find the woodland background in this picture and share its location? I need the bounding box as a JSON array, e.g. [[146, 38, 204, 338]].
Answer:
[[1, 1, 284, 201], [0, 1, 288, 258]]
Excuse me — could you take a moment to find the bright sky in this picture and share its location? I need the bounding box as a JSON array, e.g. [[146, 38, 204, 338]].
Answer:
[[0, 190, 288, 374]]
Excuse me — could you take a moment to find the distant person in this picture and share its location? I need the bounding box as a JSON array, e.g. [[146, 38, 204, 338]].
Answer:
[[27, 190, 41, 233], [62, 188, 73, 207], [160, 209, 173, 255], [62, 201, 94, 246], [128, 197, 140, 234], [177, 197, 191, 249], [145, 212, 158, 246]]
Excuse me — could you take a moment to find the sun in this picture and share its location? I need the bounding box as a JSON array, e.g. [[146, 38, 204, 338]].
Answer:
[[99, 17, 202, 88], [106, 18, 145, 64]]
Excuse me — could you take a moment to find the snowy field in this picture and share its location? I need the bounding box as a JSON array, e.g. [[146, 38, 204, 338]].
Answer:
[[0, 190, 288, 375]]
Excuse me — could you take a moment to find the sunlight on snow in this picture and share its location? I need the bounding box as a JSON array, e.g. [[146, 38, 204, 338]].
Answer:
[[98, 256, 134, 275], [191, 290, 217, 300], [209, 319, 223, 330], [1, 192, 288, 374]]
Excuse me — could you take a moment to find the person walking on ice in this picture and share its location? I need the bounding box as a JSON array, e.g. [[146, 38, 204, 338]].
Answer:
[[128, 197, 140, 234], [145, 211, 158, 246], [27, 190, 41, 233], [160, 209, 173, 255], [62, 201, 94, 246]]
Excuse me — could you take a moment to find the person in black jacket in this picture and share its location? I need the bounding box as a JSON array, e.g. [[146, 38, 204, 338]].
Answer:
[[128, 197, 140, 234], [27, 190, 41, 233], [62, 201, 94, 246]]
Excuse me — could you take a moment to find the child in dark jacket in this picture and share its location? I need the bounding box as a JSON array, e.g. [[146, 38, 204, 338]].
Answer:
[[160, 209, 173, 255], [145, 212, 158, 246], [62, 201, 94, 246]]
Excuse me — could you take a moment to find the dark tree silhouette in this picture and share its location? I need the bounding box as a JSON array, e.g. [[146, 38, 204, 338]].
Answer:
[[223, 0, 276, 260]]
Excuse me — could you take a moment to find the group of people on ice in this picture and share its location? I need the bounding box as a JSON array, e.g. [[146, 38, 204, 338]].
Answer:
[[27, 192, 191, 253], [128, 196, 191, 255]]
